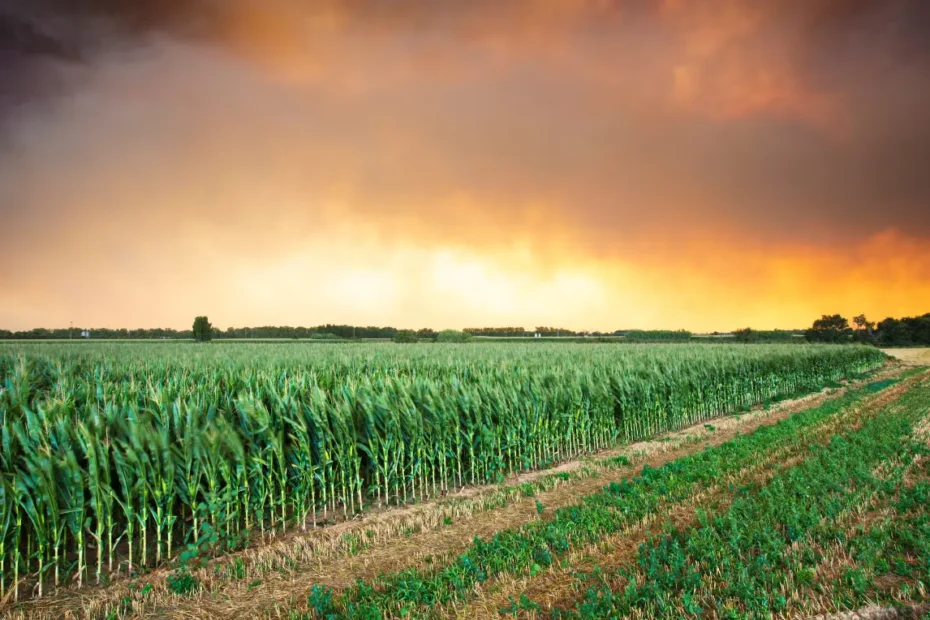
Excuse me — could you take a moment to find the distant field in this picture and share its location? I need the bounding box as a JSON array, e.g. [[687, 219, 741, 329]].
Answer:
[[4, 342, 927, 619], [102, 339, 399, 344], [883, 347, 930, 366]]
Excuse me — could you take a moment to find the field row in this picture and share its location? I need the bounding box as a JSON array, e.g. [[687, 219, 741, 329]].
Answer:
[[0, 343, 884, 605], [46, 364, 926, 619], [560, 383, 930, 618], [279, 372, 929, 618]]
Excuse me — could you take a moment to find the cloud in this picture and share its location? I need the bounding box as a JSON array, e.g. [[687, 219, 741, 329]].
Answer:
[[1, 0, 928, 329]]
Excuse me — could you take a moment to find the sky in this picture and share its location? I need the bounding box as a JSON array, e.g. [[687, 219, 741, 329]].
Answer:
[[1, 0, 929, 332]]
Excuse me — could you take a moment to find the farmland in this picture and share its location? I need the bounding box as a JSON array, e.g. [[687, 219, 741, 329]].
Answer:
[[1, 342, 928, 618]]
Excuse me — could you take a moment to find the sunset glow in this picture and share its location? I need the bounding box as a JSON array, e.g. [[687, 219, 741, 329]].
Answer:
[[2, 1, 928, 331]]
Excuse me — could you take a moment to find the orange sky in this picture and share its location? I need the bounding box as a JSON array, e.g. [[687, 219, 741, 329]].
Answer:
[[1, 0, 929, 332]]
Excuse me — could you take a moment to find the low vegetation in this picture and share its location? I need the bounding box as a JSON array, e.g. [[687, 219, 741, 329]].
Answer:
[[560, 377, 930, 618]]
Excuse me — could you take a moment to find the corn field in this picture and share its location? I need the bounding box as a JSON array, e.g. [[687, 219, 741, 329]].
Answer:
[[0, 342, 883, 600]]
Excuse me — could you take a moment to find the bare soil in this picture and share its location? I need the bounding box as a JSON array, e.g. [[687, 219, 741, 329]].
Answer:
[[882, 347, 930, 366], [808, 605, 927, 619]]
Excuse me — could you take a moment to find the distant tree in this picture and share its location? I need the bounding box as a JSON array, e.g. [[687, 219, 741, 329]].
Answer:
[[624, 330, 692, 342], [852, 314, 876, 344], [534, 327, 577, 337], [393, 329, 419, 343], [464, 327, 528, 337], [876, 317, 907, 346], [192, 316, 213, 342], [416, 328, 438, 341], [733, 328, 799, 344], [436, 329, 472, 343], [309, 332, 342, 340], [875, 313, 930, 347], [852, 314, 872, 332], [903, 314, 930, 345], [805, 314, 852, 343]]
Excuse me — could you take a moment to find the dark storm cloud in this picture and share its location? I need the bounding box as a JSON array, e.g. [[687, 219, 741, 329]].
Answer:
[[792, 0, 930, 237], [0, 0, 215, 53], [1, 0, 930, 240], [4, 0, 930, 64], [0, 0, 211, 98], [1, 1, 930, 331]]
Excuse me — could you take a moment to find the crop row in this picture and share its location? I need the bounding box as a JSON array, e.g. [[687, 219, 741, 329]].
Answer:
[[0, 343, 883, 601], [295, 373, 905, 618], [558, 378, 930, 618]]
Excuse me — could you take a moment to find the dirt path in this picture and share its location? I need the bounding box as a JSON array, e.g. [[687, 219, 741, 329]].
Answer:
[[809, 607, 928, 620], [11, 365, 909, 619]]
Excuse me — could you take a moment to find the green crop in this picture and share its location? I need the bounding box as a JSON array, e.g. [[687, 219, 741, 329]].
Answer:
[[0, 341, 883, 601], [560, 381, 930, 618], [293, 372, 902, 616]]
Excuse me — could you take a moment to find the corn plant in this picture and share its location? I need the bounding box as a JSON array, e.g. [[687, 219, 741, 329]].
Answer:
[[0, 341, 884, 601]]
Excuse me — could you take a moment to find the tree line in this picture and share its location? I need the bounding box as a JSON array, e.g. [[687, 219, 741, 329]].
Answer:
[[804, 312, 930, 346], [0, 325, 649, 340], [0, 327, 194, 340], [3, 316, 927, 346], [731, 329, 803, 343], [0, 325, 425, 341]]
